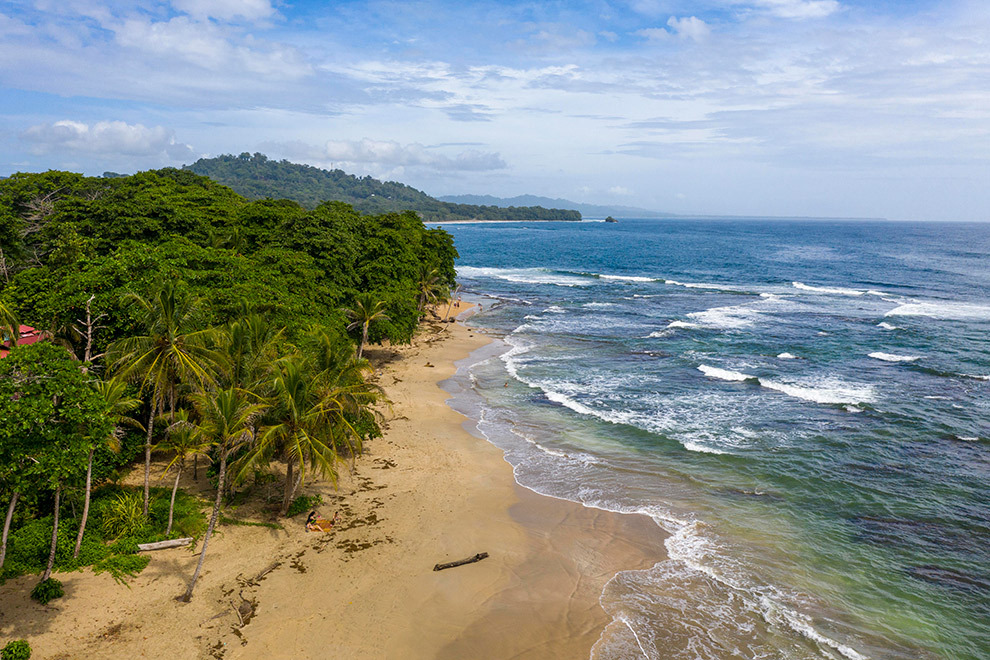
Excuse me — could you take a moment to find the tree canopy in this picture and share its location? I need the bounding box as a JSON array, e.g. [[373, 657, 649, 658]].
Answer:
[[184, 153, 582, 222], [0, 167, 459, 361]]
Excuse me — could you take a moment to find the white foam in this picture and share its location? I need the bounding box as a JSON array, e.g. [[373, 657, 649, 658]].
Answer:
[[957, 436, 979, 442], [792, 281, 865, 296], [599, 274, 657, 282], [876, 322, 899, 330], [545, 305, 566, 314], [584, 302, 617, 309], [962, 373, 990, 381], [687, 305, 762, 329], [698, 365, 753, 382], [868, 352, 920, 363], [760, 377, 876, 405], [777, 352, 798, 359], [682, 441, 729, 454], [884, 301, 990, 321], [456, 265, 592, 287], [664, 320, 701, 330]]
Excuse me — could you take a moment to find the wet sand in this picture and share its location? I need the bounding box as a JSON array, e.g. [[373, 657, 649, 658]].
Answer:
[[0, 309, 665, 659]]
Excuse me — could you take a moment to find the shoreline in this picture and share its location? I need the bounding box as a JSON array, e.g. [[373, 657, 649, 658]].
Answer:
[[0, 309, 665, 659]]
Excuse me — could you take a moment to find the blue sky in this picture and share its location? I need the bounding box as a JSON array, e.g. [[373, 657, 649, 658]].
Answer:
[[1, 0, 988, 220]]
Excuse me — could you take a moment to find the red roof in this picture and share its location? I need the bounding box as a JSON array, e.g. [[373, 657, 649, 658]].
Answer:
[[0, 325, 46, 358]]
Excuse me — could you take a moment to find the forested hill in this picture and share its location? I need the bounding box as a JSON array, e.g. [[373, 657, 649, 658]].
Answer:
[[184, 153, 581, 222]]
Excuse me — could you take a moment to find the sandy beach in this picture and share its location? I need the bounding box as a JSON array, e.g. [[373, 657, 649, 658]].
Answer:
[[0, 308, 665, 660]]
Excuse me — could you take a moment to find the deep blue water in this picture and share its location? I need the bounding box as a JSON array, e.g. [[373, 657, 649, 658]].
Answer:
[[437, 219, 989, 660]]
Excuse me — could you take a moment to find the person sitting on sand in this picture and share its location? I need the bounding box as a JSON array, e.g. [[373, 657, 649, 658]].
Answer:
[[306, 510, 339, 533]]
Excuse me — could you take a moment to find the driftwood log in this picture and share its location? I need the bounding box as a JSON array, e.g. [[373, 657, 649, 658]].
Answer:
[[433, 552, 489, 572], [138, 537, 193, 552]]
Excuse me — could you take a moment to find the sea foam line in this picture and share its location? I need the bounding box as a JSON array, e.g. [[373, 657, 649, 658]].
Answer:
[[868, 352, 920, 363], [697, 364, 876, 405]]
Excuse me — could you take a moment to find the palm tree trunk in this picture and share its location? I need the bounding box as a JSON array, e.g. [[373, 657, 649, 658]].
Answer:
[[143, 391, 159, 517], [183, 447, 227, 602], [166, 464, 182, 537], [72, 448, 95, 559], [193, 454, 198, 481], [41, 486, 61, 582], [281, 459, 294, 517], [357, 323, 368, 360], [1, 491, 19, 572]]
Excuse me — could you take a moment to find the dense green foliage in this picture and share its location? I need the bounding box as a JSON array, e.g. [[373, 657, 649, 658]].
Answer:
[[0, 164, 446, 604], [0, 486, 205, 583], [184, 153, 582, 222], [29, 578, 63, 604], [286, 494, 323, 518], [0, 167, 458, 358], [1, 639, 31, 660]]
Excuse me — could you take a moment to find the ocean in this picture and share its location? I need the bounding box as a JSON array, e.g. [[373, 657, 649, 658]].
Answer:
[[435, 218, 989, 660]]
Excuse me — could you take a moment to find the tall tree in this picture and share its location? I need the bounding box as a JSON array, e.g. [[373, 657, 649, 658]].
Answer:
[[73, 377, 142, 559], [0, 343, 110, 583], [343, 293, 390, 360], [108, 282, 219, 516], [182, 387, 266, 602]]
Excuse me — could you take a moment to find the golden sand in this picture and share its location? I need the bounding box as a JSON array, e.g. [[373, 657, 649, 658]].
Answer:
[[0, 309, 664, 659]]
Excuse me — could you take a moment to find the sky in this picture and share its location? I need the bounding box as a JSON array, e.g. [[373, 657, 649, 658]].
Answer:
[[1, 0, 989, 221]]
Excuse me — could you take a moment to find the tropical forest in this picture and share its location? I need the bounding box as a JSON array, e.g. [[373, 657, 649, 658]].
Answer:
[[0, 167, 459, 611]]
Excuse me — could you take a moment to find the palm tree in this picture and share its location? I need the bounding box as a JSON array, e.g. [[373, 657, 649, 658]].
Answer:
[[108, 282, 220, 516], [414, 264, 445, 316], [72, 377, 142, 559], [156, 409, 211, 537], [342, 293, 390, 360], [182, 387, 266, 602], [258, 358, 341, 515], [0, 301, 19, 344], [442, 284, 462, 322]]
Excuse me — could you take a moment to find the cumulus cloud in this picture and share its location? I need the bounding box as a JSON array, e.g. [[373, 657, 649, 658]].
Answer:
[[171, 0, 276, 22], [638, 16, 710, 42], [667, 16, 711, 41], [21, 120, 194, 160]]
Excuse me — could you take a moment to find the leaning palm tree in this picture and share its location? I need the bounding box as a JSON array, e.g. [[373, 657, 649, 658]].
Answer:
[[156, 409, 212, 537], [72, 377, 142, 559], [342, 293, 390, 360], [108, 282, 220, 516], [442, 284, 463, 322], [182, 387, 266, 602], [414, 264, 445, 316]]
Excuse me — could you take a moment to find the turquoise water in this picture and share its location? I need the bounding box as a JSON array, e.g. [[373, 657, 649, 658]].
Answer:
[[438, 219, 989, 660]]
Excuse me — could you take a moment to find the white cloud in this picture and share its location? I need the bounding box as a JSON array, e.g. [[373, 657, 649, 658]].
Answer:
[[637, 27, 671, 41], [609, 185, 632, 195], [21, 120, 194, 160], [744, 0, 840, 20], [667, 16, 710, 41], [171, 0, 276, 22], [638, 16, 710, 42], [274, 138, 507, 173]]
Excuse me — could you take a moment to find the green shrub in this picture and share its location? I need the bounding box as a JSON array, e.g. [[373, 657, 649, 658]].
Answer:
[[286, 494, 322, 518], [30, 578, 64, 604], [93, 554, 151, 584], [1, 639, 31, 660], [100, 493, 147, 539]]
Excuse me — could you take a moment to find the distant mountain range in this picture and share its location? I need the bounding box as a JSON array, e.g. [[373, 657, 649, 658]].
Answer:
[[183, 154, 581, 222], [438, 194, 675, 219]]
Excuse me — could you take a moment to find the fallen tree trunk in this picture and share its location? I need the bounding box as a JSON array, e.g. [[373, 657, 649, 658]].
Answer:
[[433, 552, 489, 572], [138, 537, 193, 552]]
